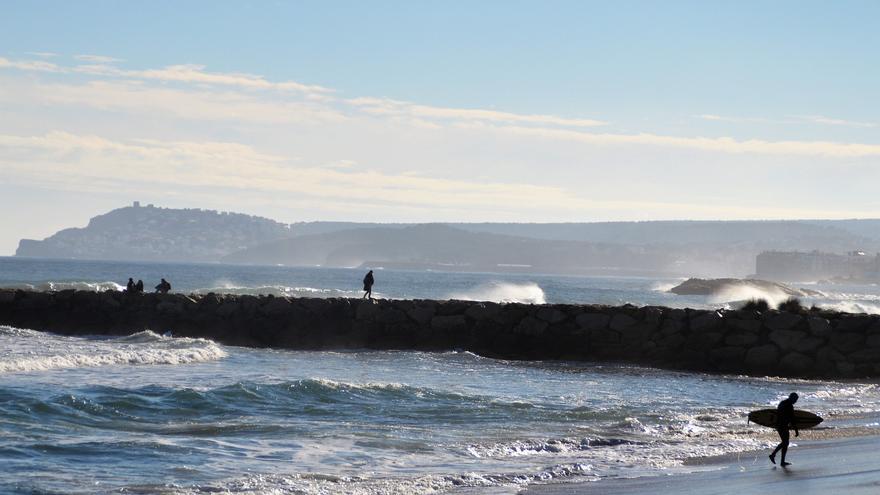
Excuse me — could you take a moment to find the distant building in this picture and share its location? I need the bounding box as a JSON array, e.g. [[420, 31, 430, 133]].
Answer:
[[133, 201, 140, 208], [756, 250, 880, 282]]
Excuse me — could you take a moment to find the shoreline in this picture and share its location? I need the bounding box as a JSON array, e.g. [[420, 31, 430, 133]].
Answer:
[[521, 429, 880, 494]]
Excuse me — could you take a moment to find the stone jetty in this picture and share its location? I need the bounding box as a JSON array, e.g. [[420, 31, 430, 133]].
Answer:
[[1, 289, 879, 379]]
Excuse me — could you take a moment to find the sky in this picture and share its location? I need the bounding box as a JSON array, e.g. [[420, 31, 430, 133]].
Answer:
[[1, 1, 879, 255]]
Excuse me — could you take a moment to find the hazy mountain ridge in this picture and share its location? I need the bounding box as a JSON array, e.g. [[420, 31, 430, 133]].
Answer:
[[14, 205, 880, 277], [16, 204, 292, 262]]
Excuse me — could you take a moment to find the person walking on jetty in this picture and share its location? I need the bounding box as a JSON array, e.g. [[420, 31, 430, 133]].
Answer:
[[770, 392, 799, 466], [362, 270, 374, 299], [155, 278, 171, 294]]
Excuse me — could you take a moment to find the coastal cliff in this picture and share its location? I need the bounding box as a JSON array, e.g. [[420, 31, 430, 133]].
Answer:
[[1, 289, 879, 379]]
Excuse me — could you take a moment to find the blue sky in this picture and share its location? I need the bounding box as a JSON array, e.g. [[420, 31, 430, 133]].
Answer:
[[1, 1, 879, 254]]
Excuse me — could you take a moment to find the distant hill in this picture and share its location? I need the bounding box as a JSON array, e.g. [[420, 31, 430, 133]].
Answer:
[[15, 204, 880, 277], [16, 203, 292, 262], [221, 224, 683, 276]]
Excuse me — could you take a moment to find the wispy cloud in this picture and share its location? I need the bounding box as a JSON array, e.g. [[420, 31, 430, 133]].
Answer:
[[796, 115, 877, 128], [0, 57, 62, 72], [475, 123, 880, 157], [74, 54, 124, 64], [26, 51, 58, 58], [697, 113, 878, 129], [349, 97, 607, 128]]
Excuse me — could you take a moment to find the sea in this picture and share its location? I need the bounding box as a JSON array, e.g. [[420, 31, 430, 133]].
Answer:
[[2, 256, 880, 494]]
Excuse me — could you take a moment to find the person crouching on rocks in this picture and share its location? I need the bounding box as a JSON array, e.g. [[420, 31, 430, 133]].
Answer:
[[362, 270, 374, 300], [155, 278, 171, 294]]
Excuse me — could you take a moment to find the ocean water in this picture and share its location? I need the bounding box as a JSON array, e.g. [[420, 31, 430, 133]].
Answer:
[[2, 257, 880, 494]]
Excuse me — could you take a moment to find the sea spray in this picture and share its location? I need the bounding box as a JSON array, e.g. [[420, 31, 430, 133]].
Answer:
[[447, 281, 546, 304]]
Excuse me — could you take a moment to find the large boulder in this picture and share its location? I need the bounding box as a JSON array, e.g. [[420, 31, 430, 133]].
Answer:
[[768, 329, 808, 353], [575, 313, 610, 331], [745, 344, 779, 373], [779, 352, 814, 375]]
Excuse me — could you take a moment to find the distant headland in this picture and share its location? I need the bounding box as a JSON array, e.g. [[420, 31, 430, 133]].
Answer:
[[14, 203, 880, 278]]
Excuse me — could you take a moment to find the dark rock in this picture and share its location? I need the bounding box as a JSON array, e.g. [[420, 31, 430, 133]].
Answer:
[[727, 319, 762, 333], [768, 330, 807, 352], [431, 315, 467, 332], [793, 336, 824, 354], [779, 352, 814, 375], [514, 316, 549, 336], [745, 344, 779, 373], [609, 313, 637, 331], [465, 303, 501, 321], [835, 315, 873, 333], [355, 300, 381, 320], [765, 312, 803, 332], [690, 311, 722, 332], [536, 307, 567, 324], [407, 306, 436, 326], [725, 332, 758, 346], [576, 313, 610, 331], [848, 348, 880, 364], [830, 331, 864, 353], [866, 334, 880, 348], [807, 317, 831, 337], [660, 319, 683, 335]]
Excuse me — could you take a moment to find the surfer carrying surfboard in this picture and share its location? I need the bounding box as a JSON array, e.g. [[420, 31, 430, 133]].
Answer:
[[769, 392, 799, 466]]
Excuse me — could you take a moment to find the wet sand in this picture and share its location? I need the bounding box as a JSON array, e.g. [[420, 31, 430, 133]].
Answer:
[[522, 435, 880, 494]]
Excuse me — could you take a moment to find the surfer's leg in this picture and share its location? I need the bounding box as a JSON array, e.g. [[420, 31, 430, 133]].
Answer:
[[779, 429, 790, 465]]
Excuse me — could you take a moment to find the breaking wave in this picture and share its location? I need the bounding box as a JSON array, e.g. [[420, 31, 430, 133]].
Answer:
[[2, 280, 125, 292], [0, 327, 227, 374], [447, 281, 546, 304]]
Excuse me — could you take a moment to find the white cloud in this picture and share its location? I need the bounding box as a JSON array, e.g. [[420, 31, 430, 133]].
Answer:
[[348, 97, 606, 127], [0, 57, 62, 72], [74, 54, 124, 64], [797, 115, 877, 128], [488, 124, 880, 157], [27, 51, 58, 58]]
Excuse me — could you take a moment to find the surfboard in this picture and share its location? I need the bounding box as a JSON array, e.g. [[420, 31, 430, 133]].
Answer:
[[748, 409, 823, 429]]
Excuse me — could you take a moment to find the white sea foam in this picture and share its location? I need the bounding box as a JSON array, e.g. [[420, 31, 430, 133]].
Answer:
[[447, 282, 546, 304], [707, 285, 791, 308], [818, 301, 880, 315], [193, 283, 360, 298], [0, 326, 227, 374], [3, 281, 125, 292]]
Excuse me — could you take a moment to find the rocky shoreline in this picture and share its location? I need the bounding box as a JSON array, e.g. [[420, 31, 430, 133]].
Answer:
[[2, 288, 879, 379]]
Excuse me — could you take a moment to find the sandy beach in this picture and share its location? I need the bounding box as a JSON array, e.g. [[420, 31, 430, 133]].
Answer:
[[523, 434, 880, 494]]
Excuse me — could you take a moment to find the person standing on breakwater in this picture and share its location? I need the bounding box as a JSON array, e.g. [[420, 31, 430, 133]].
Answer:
[[770, 392, 799, 466], [135, 279, 144, 293], [362, 270, 374, 299], [125, 278, 135, 292], [155, 278, 171, 294]]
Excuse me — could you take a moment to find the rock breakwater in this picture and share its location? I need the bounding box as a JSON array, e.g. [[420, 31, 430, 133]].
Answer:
[[2, 289, 879, 378]]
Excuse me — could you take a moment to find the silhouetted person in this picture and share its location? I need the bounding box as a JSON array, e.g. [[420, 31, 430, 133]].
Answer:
[[155, 278, 171, 294], [362, 270, 374, 299], [770, 392, 799, 466], [125, 278, 135, 293], [135, 279, 144, 293]]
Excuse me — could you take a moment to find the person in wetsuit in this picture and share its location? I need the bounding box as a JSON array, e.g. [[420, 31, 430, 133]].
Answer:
[[770, 392, 799, 466], [126, 278, 135, 293]]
